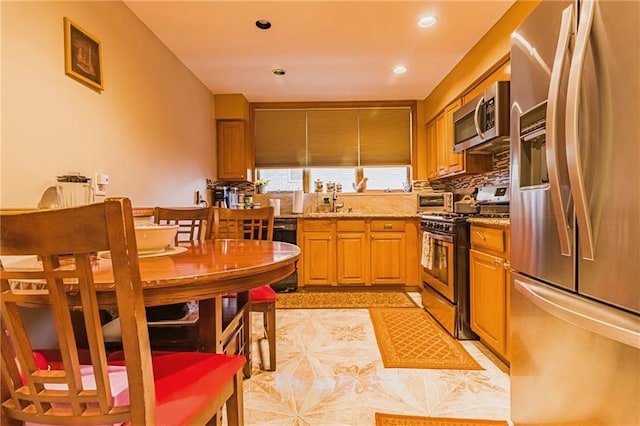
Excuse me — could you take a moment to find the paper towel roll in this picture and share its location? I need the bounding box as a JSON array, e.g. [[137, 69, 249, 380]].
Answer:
[[292, 190, 304, 214], [269, 199, 281, 216]]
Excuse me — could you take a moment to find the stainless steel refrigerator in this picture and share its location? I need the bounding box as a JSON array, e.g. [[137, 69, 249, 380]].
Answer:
[[510, 0, 639, 424]]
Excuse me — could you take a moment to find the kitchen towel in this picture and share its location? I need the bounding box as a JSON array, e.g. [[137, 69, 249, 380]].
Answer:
[[421, 232, 434, 270], [268, 199, 281, 216], [292, 190, 304, 214]]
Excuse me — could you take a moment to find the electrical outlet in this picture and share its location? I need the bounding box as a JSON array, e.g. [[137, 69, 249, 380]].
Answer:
[[94, 173, 109, 196]]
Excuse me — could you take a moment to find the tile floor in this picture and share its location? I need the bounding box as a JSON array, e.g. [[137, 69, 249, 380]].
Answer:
[[242, 293, 511, 426]]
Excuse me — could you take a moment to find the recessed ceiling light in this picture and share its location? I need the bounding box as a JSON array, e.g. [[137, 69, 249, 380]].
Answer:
[[256, 19, 272, 30], [418, 16, 437, 28], [272, 68, 286, 76], [393, 65, 407, 74]]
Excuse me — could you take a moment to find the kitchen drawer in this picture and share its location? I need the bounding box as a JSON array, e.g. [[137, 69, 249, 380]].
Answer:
[[301, 219, 332, 232], [471, 225, 506, 253], [336, 219, 366, 232], [370, 219, 405, 232]]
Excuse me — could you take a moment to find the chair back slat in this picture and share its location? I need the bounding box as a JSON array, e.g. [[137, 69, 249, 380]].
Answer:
[[0, 198, 156, 425], [213, 207, 274, 241], [153, 206, 213, 242]]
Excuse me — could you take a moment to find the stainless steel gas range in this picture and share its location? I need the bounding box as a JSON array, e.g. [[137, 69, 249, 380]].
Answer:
[[419, 185, 509, 340]]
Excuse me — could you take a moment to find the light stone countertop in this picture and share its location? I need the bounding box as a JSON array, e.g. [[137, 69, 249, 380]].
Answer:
[[299, 212, 421, 219], [467, 217, 510, 227]]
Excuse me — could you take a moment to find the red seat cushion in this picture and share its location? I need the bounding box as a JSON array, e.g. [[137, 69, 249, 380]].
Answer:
[[250, 285, 278, 303], [108, 352, 245, 425]]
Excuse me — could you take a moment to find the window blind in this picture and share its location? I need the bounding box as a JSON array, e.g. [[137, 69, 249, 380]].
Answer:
[[254, 106, 411, 168], [254, 109, 306, 167], [359, 108, 411, 165], [306, 109, 359, 167]]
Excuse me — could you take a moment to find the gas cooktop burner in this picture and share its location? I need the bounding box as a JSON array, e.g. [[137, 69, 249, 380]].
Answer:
[[421, 213, 470, 222], [421, 211, 510, 223]]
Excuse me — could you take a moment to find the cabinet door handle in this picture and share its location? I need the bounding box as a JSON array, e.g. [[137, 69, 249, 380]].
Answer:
[[475, 231, 487, 241], [384, 224, 393, 230], [371, 235, 376, 240], [494, 258, 503, 266]]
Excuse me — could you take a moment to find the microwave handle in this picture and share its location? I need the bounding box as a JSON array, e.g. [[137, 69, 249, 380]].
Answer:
[[566, 0, 596, 261], [473, 96, 485, 139], [545, 3, 574, 257]]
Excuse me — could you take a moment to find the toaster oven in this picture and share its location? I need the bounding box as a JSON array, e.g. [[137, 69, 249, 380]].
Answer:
[[417, 192, 453, 213]]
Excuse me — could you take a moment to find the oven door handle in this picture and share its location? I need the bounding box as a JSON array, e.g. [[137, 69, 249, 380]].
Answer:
[[423, 231, 454, 243]]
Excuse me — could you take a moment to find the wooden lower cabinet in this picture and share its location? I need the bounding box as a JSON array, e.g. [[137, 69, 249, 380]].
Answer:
[[370, 232, 406, 285], [302, 229, 335, 285], [469, 223, 510, 362], [336, 220, 368, 285], [299, 217, 416, 288]]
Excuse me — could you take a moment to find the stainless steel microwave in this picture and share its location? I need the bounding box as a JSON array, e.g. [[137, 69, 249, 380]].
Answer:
[[453, 81, 510, 153]]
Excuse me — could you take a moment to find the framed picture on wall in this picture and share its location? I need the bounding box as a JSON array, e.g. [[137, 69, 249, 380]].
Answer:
[[64, 17, 104, 92]]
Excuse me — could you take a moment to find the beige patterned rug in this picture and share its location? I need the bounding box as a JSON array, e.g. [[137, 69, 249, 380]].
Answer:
[[369, 308, 482, 370], [276, 291, 417, 309], [375, 413, 508, 426]]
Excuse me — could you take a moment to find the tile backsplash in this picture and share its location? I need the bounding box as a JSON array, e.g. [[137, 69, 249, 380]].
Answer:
[[413, 148, 510, 196]]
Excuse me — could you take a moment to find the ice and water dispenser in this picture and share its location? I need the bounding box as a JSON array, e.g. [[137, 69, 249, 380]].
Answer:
[[519, 102, 552, 187]]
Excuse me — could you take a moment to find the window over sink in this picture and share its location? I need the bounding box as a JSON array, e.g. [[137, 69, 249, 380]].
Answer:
[[256, 166, 410, 193], [253, 101, 415, 193]]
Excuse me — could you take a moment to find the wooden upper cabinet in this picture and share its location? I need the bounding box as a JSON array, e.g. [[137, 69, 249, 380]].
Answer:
[[216, 120, 253, 181], [425, 119, 438, 180], [442, 99, 463, 175], [462, 59, 511, 105], [426, 98, 490, 181]]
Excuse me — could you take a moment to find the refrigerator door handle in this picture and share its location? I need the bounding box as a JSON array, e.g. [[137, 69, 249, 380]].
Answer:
[[546, 4, 575, 257], [566, 0, 596, 261], [514, 277, 640, 350], [473, 96, 485, 140]]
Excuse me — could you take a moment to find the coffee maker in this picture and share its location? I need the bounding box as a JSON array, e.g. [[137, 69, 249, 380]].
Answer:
[[211, 186, 229, 208]]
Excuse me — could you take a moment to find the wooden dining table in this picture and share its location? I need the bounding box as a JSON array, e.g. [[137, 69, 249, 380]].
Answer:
[[114, 239, 299, 354], [5, 239, 300, 360]]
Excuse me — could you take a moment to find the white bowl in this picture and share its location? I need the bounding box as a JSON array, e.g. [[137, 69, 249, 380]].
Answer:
[[134, 224, 178, 254]]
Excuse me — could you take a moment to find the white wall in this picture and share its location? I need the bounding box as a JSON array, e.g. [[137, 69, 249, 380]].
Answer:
[[1, 1, 216, 208]]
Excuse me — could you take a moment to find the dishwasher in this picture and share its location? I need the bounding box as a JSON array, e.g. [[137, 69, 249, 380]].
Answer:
[[271, 217, 298, 292]]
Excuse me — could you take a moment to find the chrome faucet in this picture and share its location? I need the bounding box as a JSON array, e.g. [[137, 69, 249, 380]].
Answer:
[[331, 189, 344, 213]]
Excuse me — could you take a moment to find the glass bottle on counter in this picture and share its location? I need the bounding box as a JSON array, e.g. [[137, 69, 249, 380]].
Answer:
[[228, 187, 239, 209]]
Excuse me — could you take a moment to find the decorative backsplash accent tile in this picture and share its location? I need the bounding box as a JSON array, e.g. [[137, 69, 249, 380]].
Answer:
[[413, 148, 510, 195], [207, 179, 254, 192]]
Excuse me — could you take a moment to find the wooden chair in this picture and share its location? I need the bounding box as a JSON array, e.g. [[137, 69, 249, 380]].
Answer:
[[153, 206, 213, 242], [0, 198, 244, 425], [213, 207, 279, 374], [147, 206, 214, 349], [102, 206, 213, 351]]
